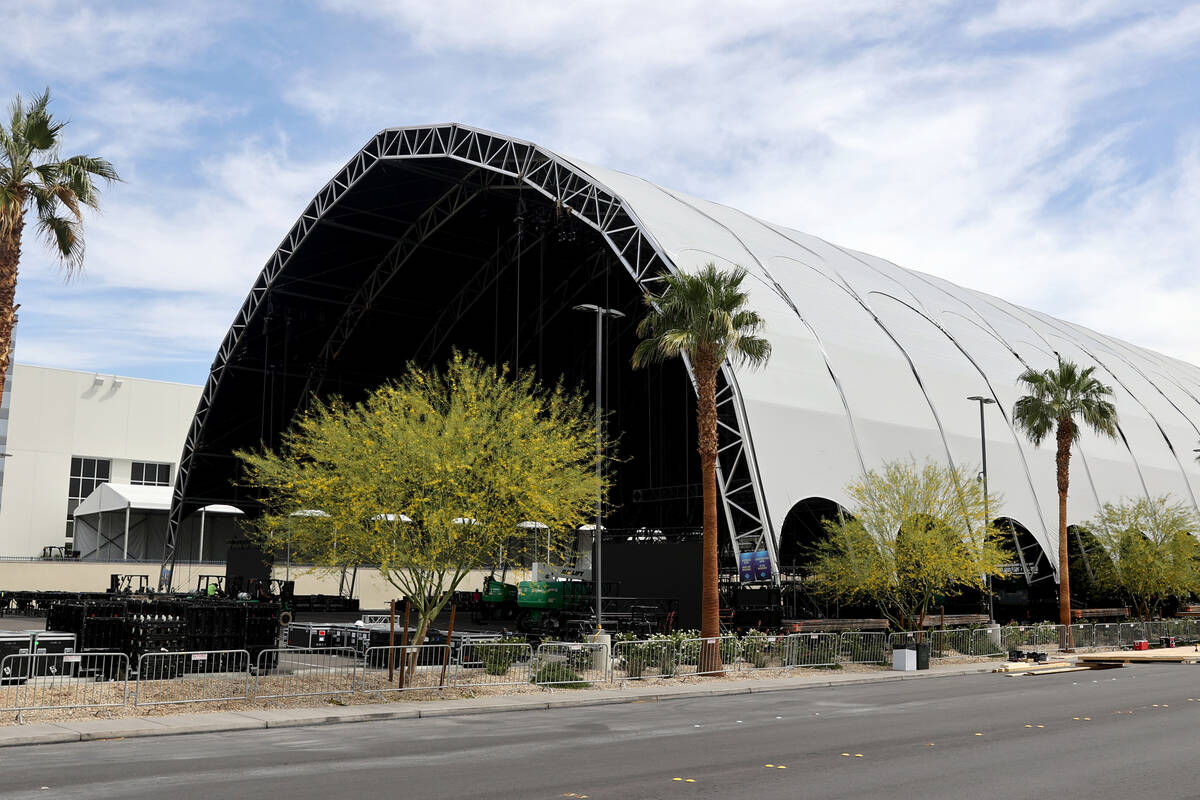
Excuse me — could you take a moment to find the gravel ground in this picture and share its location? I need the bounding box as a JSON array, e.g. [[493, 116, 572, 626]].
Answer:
[[0, 658, 941, 726]]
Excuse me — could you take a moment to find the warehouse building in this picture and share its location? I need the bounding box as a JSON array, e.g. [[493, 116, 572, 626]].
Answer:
[[0, 364, 240, 561], [164, 124, 1200, 607]]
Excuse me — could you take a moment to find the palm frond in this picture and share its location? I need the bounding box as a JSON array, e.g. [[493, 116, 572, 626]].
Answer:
[[37, 214, 83, 269], [1013, 356, 1119, 446]]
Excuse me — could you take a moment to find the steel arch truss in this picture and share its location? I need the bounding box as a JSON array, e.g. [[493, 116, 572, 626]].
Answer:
[[163, 124, 775, 588]]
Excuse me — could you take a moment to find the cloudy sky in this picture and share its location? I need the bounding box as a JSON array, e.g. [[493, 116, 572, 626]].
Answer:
[[4, 1, 1200, 384]]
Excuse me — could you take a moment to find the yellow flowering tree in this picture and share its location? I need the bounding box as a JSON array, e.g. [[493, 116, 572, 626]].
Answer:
[[238, 351, 605, 651], [1085, 495, 1200, 620], [809, 460, 1010, 631]]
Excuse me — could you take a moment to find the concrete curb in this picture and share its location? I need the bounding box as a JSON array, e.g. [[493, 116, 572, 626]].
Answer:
[[0, 665, 994, 749]]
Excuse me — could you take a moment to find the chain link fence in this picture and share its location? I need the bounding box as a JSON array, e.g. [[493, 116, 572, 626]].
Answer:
[[254, 647, 360, 699], [134, 650, 251, 706]]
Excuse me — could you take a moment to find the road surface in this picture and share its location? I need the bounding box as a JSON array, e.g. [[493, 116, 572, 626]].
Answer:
[[2, 665, 1198, 799]]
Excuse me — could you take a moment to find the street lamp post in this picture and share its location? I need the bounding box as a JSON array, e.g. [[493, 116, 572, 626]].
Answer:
[[574, 303, 625, 631], [967, 395, 996, 621]]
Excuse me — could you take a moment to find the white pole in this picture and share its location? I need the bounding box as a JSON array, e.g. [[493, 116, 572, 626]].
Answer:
[[123, 501, 131, 561], [198, 508, 207, 562]]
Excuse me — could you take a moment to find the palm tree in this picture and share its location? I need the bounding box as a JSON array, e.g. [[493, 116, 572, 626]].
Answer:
[[633, 263, 771, 671], [1013, 356, 1118, 632], [0, 88, 119, 407]]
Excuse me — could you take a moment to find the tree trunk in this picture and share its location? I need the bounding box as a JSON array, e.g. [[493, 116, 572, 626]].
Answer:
[[693, 347, 722, 675], [1055, 419, 1074, 639], [0, 205, 25, 413]]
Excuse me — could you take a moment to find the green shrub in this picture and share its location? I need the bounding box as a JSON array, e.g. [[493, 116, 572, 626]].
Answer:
[[532, 662, 590, 688], [473, 636, 527, 676]]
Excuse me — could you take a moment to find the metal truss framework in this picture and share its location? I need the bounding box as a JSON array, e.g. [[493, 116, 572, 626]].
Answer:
[[162, 124, 774, 588]]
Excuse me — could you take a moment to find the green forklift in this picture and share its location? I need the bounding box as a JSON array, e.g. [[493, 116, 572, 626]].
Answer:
[[515, 579, 595, 635]]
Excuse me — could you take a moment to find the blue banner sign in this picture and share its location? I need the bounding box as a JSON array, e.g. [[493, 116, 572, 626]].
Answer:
[[752, 549, 772, 581], [739, 551, 756, 582]]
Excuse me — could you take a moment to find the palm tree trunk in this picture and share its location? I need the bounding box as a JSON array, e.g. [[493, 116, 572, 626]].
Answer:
[[693, 347, 722, 674], [0, 214, 23, 412], [1055, 419, 1074, 636]]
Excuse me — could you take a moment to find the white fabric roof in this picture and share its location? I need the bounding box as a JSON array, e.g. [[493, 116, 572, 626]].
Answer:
[[76, 484, 242, 517], [560, 156, 1200, 573]]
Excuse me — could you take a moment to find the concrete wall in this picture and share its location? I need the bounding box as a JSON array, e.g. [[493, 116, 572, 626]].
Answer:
[[0, 364, 200, 556], [0, 561, 531, 611]]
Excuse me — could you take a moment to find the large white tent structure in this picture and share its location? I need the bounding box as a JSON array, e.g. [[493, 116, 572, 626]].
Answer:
[[161, 124, 1200, 596]]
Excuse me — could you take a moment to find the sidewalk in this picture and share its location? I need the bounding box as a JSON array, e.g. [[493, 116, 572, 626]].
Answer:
[[0, 663, 993, 749]]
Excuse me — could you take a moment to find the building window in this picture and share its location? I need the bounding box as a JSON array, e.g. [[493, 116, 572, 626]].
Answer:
[[66, 456, 111, 540], [130, 461, 171, 487]]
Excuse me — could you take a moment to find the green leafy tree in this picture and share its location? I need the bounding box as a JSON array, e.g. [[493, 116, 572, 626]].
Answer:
[[632, 263, 771, 672], [1084, 495, 1200, 620], [1013, 356, 1118, 629], [809, 460, 1010, 631], [0, 89, 119, 405], [239, 352, 605, 658]]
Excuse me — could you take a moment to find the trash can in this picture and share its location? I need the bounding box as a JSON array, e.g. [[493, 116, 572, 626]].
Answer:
[[892, 645, 916, 671], [915, 641, 930, 670]]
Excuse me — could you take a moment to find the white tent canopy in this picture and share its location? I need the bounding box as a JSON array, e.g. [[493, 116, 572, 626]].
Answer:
[[74, 485, 243, 561], [74, 483, 171, 516]]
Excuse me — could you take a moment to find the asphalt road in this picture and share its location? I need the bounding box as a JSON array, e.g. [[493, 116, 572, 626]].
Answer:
[[3, 665, 1199, 799]]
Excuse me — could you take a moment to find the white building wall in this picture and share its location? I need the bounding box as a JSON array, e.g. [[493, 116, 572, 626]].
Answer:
[[0, 364, 200, 556]]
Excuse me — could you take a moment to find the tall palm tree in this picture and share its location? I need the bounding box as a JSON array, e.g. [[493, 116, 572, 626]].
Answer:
[[633, 263, 771, 670], [1013, 356, 1118, 631], [0, 88, 118, 407]]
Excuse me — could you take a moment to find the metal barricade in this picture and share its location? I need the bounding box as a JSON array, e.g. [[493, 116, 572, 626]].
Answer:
[[739, 635, 796, 670], [783, 633, 840, 667], [134, 650, 251, 706], [1093, 623, 1122, 650], [840, 632, 888, 664], [926, 628, 974, 659], [254, 647, 359, 699], [612, 639, 677, 680], [361, 645, 451, 693], [968, 627, 1006, 657], [1066, 624, 1094, 651], [534, 642, 609, 686], [454, 641, 535, 687], [1, 652, 128, 712], [1120, 622, 1145, 647], [675, 636, 740, 676], [888, 631, 927, 653], [1036, 624, 1067, 652]]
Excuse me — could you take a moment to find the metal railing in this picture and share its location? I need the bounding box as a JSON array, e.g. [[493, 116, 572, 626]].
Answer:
[[10, 617, 1200, 716], [254, 647, 360, 699], [454, 641, 536, 687], [361, 645, 450, 693], [675, 636, 740, 677], [533, 642, 609, 685], [134, 650, 251, 706], [0, 652, 128, 712], [784, 633, 841, 668], [741, 635, 798, 670], [612, 639, 677, 680], [840, 632, 888, 664]]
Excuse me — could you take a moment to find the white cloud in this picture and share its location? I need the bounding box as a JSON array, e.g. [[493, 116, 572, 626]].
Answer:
[[293, 1, 1200, 365]]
